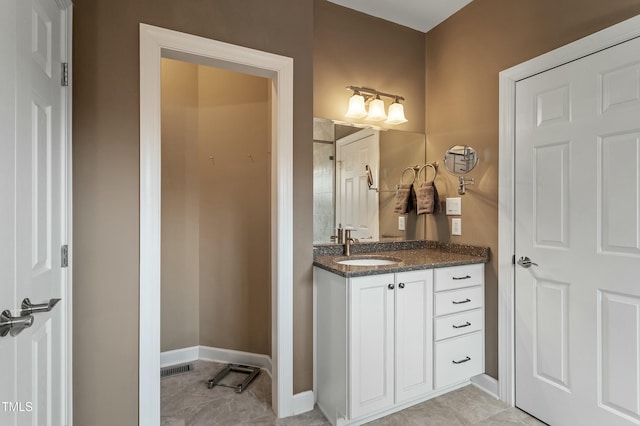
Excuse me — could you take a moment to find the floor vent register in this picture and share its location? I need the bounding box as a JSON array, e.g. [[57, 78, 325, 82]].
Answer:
[[160, 363, 193, 378]]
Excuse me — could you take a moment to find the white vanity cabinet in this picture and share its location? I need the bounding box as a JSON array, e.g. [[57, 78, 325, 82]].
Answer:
[[315, 262, 484, 426], [433, 263, 485, 389], [349, 269, 434, 419], [348, 273, 396, 418], [315, 268, 433, 424]]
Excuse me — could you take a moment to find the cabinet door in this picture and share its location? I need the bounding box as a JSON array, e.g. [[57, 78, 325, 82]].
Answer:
[[349, 274, 395, 419], [395, 270, 434, 403]]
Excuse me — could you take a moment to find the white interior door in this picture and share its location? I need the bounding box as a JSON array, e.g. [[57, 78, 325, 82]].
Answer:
[[515, 35, 640, 425], [336, 128, 380, 241], [0, 0, 70, 424]]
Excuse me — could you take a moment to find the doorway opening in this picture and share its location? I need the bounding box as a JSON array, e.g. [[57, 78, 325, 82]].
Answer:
[[159, 58, 272, 421], [140, 24, 294, 425]]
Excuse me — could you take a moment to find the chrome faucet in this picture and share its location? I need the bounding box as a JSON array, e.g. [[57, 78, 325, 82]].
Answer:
[[344, 229, 359, 256]]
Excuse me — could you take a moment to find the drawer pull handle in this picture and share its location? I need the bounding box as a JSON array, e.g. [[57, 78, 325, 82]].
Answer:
[[452, 321, 471, 329], [452, 275, 471, 280], [452, 298, 471, 305], [452, 356, 471, 365]]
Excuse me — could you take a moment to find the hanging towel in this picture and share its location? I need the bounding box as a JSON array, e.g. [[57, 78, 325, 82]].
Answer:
[[416, 181, 439, 215], [393, 183, 413, 214], [411, 184, 417, 213]]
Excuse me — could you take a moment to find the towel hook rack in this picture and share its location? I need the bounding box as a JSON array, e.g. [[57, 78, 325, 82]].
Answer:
[[400, 167, 417, 185], [417, 162, 438, 184]]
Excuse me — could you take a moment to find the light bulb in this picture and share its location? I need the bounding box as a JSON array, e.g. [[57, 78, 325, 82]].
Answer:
[[385, 101, 408, 124], [345, 93, 367, 118], [366, 97, 387, 122]]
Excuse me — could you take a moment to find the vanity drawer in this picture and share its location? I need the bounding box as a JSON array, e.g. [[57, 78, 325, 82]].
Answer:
[[434, 286, 483, 317], [434, 331, 483, 389], [434, 308, 483, 341], [434, 264, 484, 292]]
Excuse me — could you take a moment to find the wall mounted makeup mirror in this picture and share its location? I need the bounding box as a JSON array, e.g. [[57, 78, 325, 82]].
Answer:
[[443, 145, 478, 194]]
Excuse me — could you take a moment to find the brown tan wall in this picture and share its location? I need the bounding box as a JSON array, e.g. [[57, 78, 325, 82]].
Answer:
[[197, 66, 271, 355], [425, 0, 640, 379], [72, 0, 313, 424], [161, 59, 201, 352], [314, 0, 425, 134], [160, 61, 271, 356]]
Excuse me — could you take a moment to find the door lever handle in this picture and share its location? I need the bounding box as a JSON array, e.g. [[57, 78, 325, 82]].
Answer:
[[517, 256, 538, 268], [0, 310, 34, 337], [20, 298, 61, 316]]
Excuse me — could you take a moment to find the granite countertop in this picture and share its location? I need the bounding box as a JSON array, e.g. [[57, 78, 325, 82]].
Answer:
[[313, 241, 489, 278]]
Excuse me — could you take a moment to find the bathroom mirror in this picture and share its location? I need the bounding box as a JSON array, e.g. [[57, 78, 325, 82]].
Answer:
[[313, 117, 426, 244], [443, 145, 478, 175]]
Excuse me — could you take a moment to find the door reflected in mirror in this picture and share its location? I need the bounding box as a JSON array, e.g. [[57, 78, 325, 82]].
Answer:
[[313, 118, 426, 244]]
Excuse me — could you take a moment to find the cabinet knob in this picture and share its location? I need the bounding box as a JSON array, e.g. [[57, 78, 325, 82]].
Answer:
[[398, 283, 405, 289], [388, 284, 395, 290]]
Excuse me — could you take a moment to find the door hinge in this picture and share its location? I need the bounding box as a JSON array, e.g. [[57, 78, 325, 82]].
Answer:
[[61, 62, 69, 87], [61, 245, 69, 268], [512, 254, 516, 265]]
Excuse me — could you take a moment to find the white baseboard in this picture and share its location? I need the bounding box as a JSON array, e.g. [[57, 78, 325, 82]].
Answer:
[[471, 374, 500, 399], [292, 390, 315, 415], [198, 346, 272, 376], [160, 345, 272, 376], [160, 346, 199, 368]]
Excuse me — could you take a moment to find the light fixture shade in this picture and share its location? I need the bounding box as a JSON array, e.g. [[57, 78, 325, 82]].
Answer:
[[366, 97, 387, 122], [345, 94, 367, 118], [385, 101, 408, 124]]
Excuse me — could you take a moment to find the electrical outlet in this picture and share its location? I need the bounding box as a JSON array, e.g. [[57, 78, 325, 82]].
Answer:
[[398, 216, 406, 231], [452, 218, 462, 236]]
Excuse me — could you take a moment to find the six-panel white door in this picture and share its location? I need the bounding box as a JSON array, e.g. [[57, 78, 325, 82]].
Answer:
[[0, 0, 69, 424], [515, 35, 640, 425], [336, 128, 380, 241]]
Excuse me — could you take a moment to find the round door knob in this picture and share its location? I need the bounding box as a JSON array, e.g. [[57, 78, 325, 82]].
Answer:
[[399, 283, 405, 289], [388, 284, 394, 290]]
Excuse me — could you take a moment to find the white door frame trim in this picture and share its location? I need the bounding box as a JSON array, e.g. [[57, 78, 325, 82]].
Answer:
[[58, 0, 73, 424], [498, 14, 640, 406], [139, 24, 294, 425]]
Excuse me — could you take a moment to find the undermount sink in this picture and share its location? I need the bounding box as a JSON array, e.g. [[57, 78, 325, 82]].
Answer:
[[335, 256, 402, 266]]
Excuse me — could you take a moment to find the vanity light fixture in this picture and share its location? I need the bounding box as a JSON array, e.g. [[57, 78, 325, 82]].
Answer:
[[345, 85, 407, 124]]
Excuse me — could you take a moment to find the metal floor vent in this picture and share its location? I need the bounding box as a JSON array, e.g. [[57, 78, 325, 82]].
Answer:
[[161, 363, 193, 378]]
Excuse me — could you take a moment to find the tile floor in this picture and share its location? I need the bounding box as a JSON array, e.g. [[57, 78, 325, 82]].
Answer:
[[161, 360, 545, 426]]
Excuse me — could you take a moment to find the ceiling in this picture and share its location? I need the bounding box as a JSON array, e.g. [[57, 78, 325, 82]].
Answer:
[[326, 0, 472, 33]]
